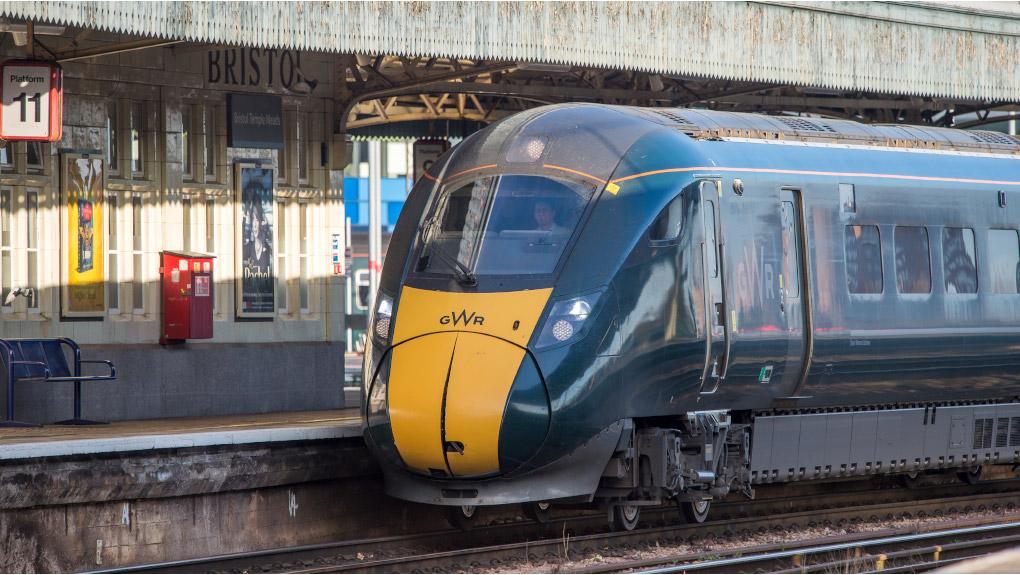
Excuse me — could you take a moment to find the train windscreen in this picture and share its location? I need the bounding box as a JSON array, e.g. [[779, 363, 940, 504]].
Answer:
[[420, 175, 597, 276]]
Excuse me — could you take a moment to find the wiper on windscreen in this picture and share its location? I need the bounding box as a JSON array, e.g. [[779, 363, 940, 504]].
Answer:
[[417, 217, 477, 286]]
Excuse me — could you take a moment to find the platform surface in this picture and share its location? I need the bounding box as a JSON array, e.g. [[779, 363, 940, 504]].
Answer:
[[0, 409, 362, 460]]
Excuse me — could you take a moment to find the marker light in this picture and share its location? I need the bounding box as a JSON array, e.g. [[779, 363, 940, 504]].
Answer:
[[551, 320, 574, 341], [372, 293, 394, 345], [535, 290, 604, 349]]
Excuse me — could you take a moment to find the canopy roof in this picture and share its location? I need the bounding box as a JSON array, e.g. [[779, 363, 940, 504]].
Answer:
[[4, 1, 1020, 101]]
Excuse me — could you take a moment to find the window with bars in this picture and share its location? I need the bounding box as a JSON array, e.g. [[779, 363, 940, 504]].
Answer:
[[107, 193, 120, 313], [182, 195, 192, 252], [26, 189, 38, 310], [276, 200, 288, 312], [182, 105, 193, 180], [130, 102, 145, 178], [1, 188, 11, 310], [297, 113, 309, 184], [107, 101, 119, 176], [278, 116, 289, 185], [26, 142, 45, 173], [299, 202, 309, 312], [205, 195, 220, 315], [205, 196, 216, 253], [203, 105, 217, 181], [131, 194, 144, 313]]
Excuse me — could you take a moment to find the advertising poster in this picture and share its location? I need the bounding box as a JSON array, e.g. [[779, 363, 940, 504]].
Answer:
[[235, 164, 274, 317], [64, 156, 105, 315]]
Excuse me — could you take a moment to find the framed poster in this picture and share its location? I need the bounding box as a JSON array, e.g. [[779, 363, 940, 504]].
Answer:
[[61, 154, 105, 317], [235, 162, 275, 318]]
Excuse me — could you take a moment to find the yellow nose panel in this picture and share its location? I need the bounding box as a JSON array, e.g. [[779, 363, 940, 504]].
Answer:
[[444, 332, 527, 477], [392, 287, 553, 347], [388, 332, 457, 474], [387, 287, 553, 478]]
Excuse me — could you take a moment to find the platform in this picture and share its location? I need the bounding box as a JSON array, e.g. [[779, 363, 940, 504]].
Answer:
[[1, 408, 382, 572], [0, 408, 362, 460]]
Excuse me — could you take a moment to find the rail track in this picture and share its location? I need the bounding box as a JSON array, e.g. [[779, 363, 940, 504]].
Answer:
[[103, 475, 1020, 574], [616, 519, 1020, 574]]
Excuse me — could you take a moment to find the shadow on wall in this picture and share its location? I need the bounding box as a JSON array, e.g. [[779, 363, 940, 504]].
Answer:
[[0, 339, 345, 425]]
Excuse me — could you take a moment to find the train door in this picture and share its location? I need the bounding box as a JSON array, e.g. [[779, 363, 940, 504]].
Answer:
[[699, 180, 730, 395], [774, 188, 812, 397]]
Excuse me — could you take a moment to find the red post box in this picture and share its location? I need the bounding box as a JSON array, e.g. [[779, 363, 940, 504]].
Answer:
[[160, 251, 215, 344]]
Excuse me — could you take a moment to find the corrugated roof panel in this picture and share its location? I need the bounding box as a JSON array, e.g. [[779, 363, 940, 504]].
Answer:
[[3, 1, 1020, 100]]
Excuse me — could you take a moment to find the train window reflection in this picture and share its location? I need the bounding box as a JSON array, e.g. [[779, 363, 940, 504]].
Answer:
[[943, 227, 977, 294], [988, 229, 1020, 294], [427, 175, 596, 275], [781, 201, 800, 298], [845, 225, 883, 294], [705, 200, 718, 278], [895, 226, 931, 294], [649, 194, 684, 242]]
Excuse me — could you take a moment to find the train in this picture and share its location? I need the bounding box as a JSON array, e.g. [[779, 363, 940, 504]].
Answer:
[[361, 103, 1020, 530]]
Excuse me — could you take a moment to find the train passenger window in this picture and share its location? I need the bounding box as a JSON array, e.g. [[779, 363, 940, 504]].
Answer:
[[894, 226, 931, 294], [943, 227, 977, 294], [781, 201, 800, 298], [844, 225, 882, 294], [649, 194, 684, 242], [988, 229, 1020, 294]]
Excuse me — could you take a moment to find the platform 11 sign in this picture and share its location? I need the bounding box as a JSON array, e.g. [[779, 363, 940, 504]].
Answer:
[[0, 60, 63, 141]]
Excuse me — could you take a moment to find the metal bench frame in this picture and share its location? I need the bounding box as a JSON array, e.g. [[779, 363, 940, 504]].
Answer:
[[0, 337, 116, 427]]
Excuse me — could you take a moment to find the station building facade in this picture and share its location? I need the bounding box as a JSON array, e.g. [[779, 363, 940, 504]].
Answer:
[[0, 45, 348, 422]]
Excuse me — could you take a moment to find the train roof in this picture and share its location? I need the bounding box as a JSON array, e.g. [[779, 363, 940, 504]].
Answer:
[[633, 107, 1020, 156]]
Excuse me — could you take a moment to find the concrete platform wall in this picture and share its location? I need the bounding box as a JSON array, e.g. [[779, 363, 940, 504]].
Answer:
[[1, 341, 344, 424], [0, 438, 443, 573]]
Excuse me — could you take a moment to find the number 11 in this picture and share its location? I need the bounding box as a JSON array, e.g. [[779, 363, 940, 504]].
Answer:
[[13, 92, 42, 123]]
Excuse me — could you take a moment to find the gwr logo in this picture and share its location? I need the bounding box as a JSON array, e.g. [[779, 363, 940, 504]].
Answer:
[[440, 310, 486, 326]]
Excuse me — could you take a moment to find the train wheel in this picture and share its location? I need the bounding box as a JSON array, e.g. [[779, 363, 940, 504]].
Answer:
[[444, 505, 479, 530], [901, 472, 923, 489], [610, 504, 641, 531], [522, 501, 552, 523], [958, 467, 982, 485], [681, 499, 711, 523]]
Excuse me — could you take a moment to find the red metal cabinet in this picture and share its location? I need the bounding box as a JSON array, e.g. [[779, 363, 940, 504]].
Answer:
[[160, 251, 215, 344]]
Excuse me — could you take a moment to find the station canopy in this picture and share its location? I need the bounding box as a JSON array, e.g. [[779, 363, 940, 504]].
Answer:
[[4, 1, 1020, 136]]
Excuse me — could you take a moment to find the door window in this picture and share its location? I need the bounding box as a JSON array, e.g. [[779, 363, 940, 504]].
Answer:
[[781, 200, 801, 298], [705, 199, 718, 278]]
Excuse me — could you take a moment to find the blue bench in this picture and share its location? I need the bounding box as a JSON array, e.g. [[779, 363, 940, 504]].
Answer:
[[1, 338, 117, 427]]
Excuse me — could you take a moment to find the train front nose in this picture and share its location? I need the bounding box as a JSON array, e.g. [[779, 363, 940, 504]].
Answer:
[[388, 331, 546, 477], [375, 287, 553, 479]]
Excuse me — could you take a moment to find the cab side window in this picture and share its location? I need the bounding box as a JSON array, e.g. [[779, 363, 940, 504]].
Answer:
[[649, 193, 684, 243]]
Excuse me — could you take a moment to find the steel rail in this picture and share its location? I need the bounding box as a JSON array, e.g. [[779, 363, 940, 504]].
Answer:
[[292, 490, 1020, 574], [639, 521, 1020, 574]]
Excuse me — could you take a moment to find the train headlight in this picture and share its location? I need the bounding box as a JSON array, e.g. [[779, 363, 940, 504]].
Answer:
[[535, 291, 603, 349], [372, 293, 394, 346]]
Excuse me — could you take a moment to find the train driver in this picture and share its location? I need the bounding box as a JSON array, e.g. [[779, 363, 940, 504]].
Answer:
[[532, 200, 569, 234]]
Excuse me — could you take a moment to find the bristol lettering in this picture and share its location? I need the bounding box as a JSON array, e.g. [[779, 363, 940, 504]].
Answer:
[[440, 310, 485, 327], [207, 48, 313, 91]]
